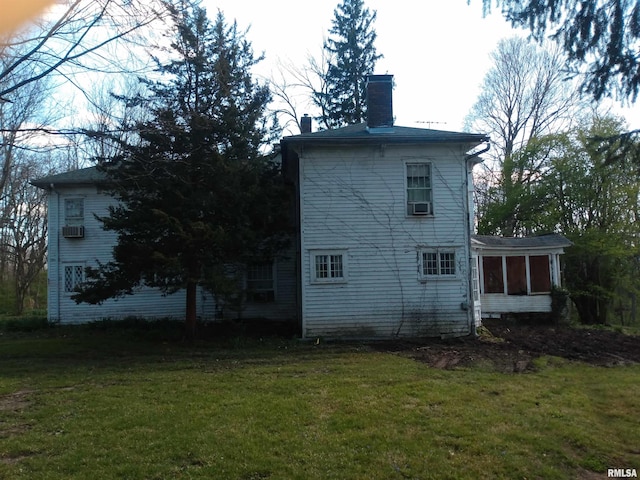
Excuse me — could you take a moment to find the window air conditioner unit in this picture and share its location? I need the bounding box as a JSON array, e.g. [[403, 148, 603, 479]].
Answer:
[[411, 202, 432, 215], [62, 225, 85, 238]]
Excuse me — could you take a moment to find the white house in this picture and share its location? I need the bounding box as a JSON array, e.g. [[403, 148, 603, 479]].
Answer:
[[40, 74, 575, 338], [30, 167, 298, 324], [280, 75, 490, 338]]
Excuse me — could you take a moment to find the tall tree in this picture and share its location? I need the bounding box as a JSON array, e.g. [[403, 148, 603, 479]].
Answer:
[[477, 0, 640, 102], [0, 0, 164, 102], [319, 0, 382, 129], [542, 116, 640, 324], [466, 37, 579, 236], [73, 4, 291, 338], [1, 159, 49, 314]]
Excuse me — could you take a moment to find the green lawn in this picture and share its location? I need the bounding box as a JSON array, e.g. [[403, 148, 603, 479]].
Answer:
[[0, 325, 638, 479]]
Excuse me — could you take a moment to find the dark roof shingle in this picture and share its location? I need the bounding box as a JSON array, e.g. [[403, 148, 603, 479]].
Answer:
[[282, 123, 489, 145], [31, 166, 105, 189]]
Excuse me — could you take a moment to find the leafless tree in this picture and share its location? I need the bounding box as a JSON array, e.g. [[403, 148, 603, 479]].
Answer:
[[0, 158, 49, 314], [0, 0, 167, 102], [268, 46, 335, 134], [465, 37, 583, 236]]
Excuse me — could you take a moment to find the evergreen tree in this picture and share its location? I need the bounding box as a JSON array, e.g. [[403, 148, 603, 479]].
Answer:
[[319, 0, 382, 129], [478, 0, 640, 102], [73, 2, 291, 338]]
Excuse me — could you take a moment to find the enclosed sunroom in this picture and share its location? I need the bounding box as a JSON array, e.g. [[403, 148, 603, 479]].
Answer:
[[472, 234, 572, 319]]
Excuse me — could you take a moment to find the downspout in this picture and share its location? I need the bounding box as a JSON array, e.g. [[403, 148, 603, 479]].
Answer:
[[51, 183, 61, 323], [465, 142, 490, 163], [464, 142, 490, 336]]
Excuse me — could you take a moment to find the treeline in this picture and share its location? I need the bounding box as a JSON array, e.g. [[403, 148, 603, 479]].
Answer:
[[468, 38, 640, 327]]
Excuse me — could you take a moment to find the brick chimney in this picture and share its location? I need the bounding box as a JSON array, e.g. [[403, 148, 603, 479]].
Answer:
[[300, 114, 312, 133], [366, 74, 393, 131]]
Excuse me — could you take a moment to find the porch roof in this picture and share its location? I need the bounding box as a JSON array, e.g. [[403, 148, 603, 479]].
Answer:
[[472, 234, 572, 251]]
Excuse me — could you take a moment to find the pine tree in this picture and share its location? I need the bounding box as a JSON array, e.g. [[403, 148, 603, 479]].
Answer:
[[479, 0, 640, 102], [73, 2, 291, 338], [319, 0, 382, 129]]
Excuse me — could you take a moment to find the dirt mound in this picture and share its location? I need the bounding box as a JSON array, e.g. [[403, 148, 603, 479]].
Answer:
[[379, 320, 640, 373]]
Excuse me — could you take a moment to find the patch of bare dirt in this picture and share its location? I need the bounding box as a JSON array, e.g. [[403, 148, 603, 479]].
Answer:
[[376, 320, 640, 372], [0, 389, 34, 412]]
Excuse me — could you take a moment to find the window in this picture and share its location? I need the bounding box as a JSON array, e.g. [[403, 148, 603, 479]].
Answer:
[[311, 251, 347, 283], [64, 198, 84, 226], [482, 256, 504, 293], [480, 254, 552, 295], [406, 163, 433, 215], [246, 263, 275, 302], [506, 256, 527, 295], [64, 265, 84, 293], [423, 252, 438, 275], [420, 250, 456, 277], [529, 255, 551, 293]]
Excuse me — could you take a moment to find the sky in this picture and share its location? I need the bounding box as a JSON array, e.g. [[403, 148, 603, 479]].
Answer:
[[202, 0, 639, 134]]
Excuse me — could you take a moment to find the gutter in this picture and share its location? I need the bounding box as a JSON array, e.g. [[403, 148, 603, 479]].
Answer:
[[465, 142, 490, 163], [51, 183, 61, 324]]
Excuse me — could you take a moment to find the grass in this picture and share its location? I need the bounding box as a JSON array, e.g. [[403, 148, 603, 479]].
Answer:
[[0, 324, 639, 479]]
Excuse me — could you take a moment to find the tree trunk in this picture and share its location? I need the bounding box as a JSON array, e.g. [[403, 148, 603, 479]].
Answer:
[[185, 280, 197, 341]]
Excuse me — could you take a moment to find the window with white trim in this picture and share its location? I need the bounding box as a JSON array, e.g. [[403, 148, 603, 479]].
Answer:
[[64, 265, 85, 293], [64, 198, 84, 226], [406, 162, 433, 215], [311, 250, 347, 283], [420, 250, 456, 278]]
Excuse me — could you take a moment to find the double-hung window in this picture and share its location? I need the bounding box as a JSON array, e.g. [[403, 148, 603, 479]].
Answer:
[[420, 250, 456, 278], [246, 263, 275, 302], [406, 162, 433, 215], [64, 198, 84, 226], [311, 250, 347, 284]]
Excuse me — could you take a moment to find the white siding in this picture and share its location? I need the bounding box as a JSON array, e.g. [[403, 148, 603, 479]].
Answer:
[[47, 185, 296, 324], [481, 294, 552, 317], [299, 144, 474, 338]]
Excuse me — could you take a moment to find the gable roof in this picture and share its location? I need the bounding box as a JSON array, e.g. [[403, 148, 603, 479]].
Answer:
[[472, 234, 573, 250], [31, 166, 105, 190], [282, 123, 489, 146]]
